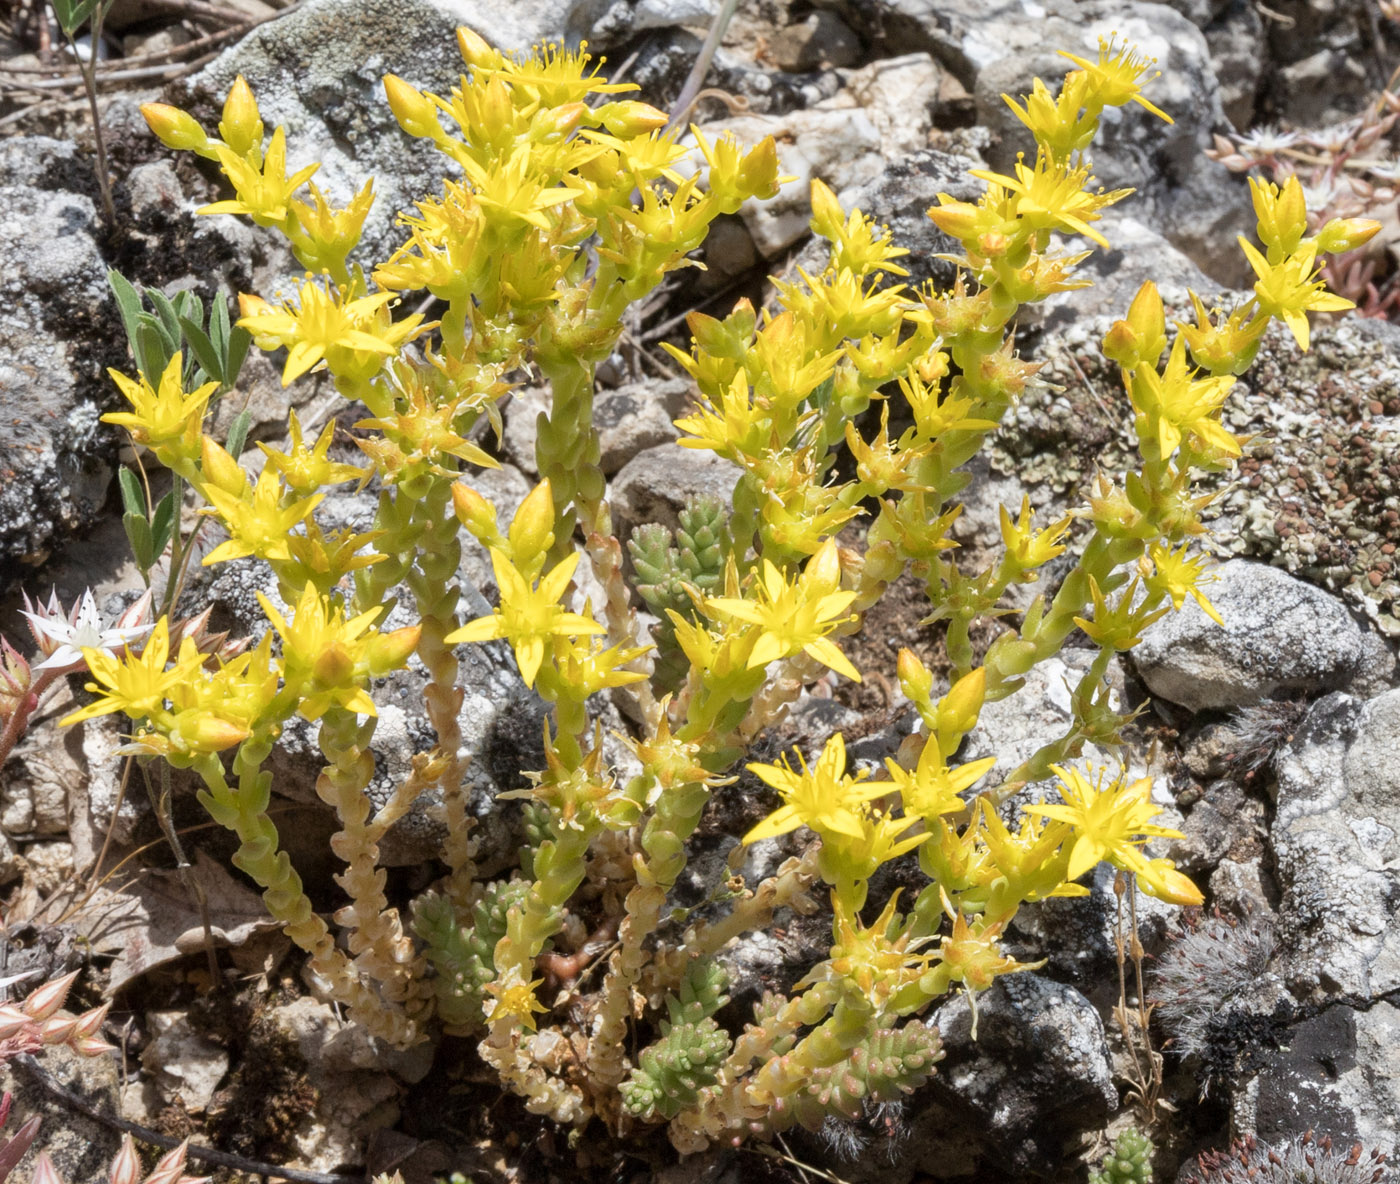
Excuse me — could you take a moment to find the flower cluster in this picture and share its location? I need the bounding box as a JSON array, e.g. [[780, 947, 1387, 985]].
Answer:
[[43, 25, 1374, 1152]]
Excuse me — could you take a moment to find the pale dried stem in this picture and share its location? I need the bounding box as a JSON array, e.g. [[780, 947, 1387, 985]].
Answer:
[[645, 847, 821, 997]]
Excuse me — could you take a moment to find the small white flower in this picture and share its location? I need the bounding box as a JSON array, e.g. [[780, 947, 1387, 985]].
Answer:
[[21, 588, 154, 673], [1234, 124, 1300, 158]]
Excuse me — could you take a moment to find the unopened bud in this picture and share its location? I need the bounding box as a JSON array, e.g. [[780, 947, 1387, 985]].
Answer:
[[199, 436, 248, 498], [1317, 217, 1382, 255], [541, 101, 587, 139], [508, 480, 556, 566], [368, 625, 422, 676], [0, 636, 32, 719], [109, 1136, 143, 1184], [71, 1003, 110, 1040], [809, 177, 844, 240], [599, 100, 669, 138], [32, 1153, 64, 1184], [938, 667, 987, 737], [40, 1015, 79, 1045], [0, 1006, 29, 1040], [145, 1141, 199, 1184], [312, 642, 355, 688], [897, 648, 933, 704], [219, 76, 263, 160], [739, 137, 781, 200], [456, 25, 499, 70], [71, 1034, 117, 1057], [1250, 175, 1307, 255], [804, 538, 843, 598], [452, 482, 499, 543], [383, 74, 441, 139], [141, 103, 210, 154]]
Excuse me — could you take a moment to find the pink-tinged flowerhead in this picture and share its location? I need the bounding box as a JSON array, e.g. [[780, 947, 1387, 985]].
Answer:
[[0, 636, 33, 720], [21, 587, 154, 674]]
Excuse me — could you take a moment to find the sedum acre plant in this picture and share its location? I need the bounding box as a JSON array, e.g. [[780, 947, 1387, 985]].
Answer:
[[48, 29, 1374, 1150]]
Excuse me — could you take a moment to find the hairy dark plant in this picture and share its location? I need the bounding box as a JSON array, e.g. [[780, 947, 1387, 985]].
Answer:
[[1186, 1131, 1387, 1184], [1222, 700, 1308, 785], [1150, 914, 1277, 1060]]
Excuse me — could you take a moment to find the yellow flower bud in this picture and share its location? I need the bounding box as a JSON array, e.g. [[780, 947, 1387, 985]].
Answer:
[[543, 101, 588, 139], [453, 482, 500, 542], [1137, 858, 1205, 906], [1249, 175, 1307, 256], [508, 480, 557, 569], [312, 644, 353, 689], [368, 625, 422, 675], [199, 435, 249, 497], [140, 103, 210, 154], [383, 74, 442, 139], [456, 25, 499, 70], [897, 648, 933, 705], [598, 100, 669, 138], [1102, 281, 1167, 370], [219, 75, 264, 160], [809, 177, 844, 241], [937, 667, 986, 738], [1317, 216, 1382, 256]]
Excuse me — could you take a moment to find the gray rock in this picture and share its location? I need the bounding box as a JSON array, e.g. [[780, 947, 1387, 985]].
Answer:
[[1133, 561, 1366, 711], [0, 139, 116, 572], [1231, 1003, 1400, 1159], [836, 0, 1078, 87], [1030, 216, 1218, 335], [921, 973, 1117, 1174], [610, 443, 741, 547], [504, 379, 689, 478], [686, 54, 941, 257], [1155, 0, 1231, 27], [771, 11, 863, 72], [973, 4, 1251, 286], [1270, 690, 1400, 1004], [0, 1045, 123, 1182], [1208, 855, 1276, 917], [1204, 0, 1266, 129], [794, 145, 983, 295], [1275, 48, 1373, 127], [1165, 778, 1264, 876], [1260, 0, 1367, 68]]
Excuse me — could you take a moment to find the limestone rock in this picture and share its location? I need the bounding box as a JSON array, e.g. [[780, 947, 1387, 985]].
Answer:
[[0, 139, 117, 573], [1133, 561, 1366, 711], [1268, 690, 1400, 1004], [919, 974, 1117, 1175]]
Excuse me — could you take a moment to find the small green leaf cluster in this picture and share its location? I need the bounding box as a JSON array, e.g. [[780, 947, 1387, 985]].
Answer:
[[630, 495, 733, 690], [1091, 1128, 1154, 1184], [414, 879, 531, 1030], [622, 963, 731, 1120], [784, 1021, 943, 1130]]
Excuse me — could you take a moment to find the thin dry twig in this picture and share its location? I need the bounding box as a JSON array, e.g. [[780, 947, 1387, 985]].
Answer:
[[14, 1054, 360, 1184]]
